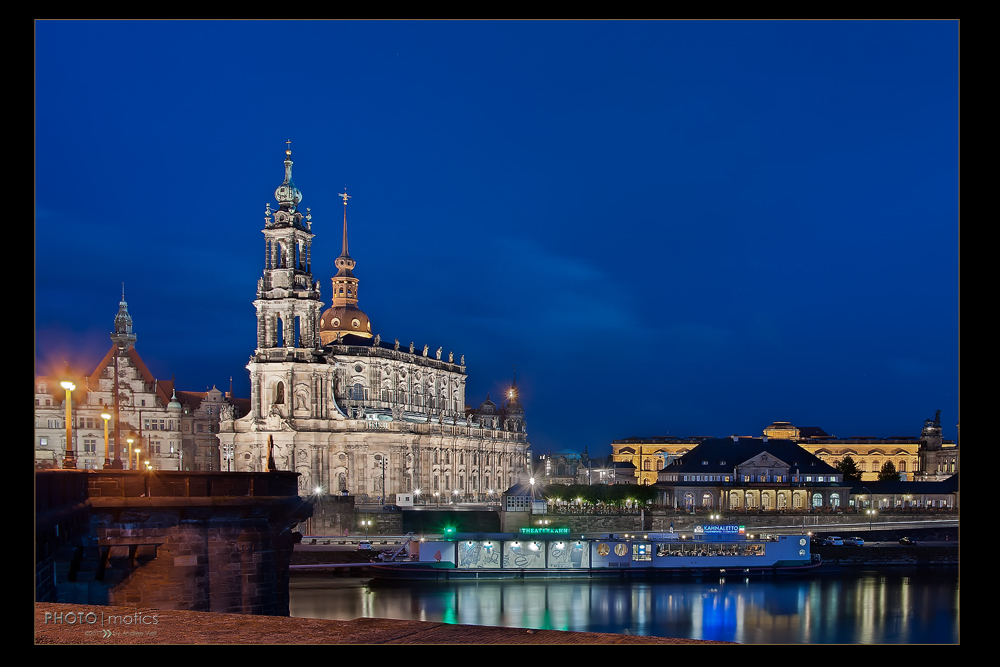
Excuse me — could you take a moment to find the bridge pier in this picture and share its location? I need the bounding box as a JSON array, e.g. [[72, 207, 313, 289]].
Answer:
[[36, 470, 312, 616]]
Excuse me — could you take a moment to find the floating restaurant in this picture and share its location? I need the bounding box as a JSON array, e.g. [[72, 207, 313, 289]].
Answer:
[[370, 525, 819, 580]]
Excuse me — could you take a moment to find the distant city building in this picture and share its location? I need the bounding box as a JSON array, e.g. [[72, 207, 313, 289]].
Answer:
[[847, 476, 958, 510], [655, 437, 850, 511], [217, 147, 530, 506], [34, 296, 243, 471], [611, 436, 713, 485], [537, 449, 594, 485], [762, 413, 957, 481]]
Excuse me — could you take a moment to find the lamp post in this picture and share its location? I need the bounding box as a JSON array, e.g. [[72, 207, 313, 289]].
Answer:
[[127, 434, 137, 471], [101, 412, 112, 469], [61, 381, 77, 469]]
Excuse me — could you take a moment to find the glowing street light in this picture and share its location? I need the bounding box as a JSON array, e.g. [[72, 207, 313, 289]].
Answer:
[[101, 412, 112, 469], [60, 381, 76, 469]]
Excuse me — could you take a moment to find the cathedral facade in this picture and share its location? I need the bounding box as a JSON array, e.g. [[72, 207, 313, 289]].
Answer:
[[217, 148, 530, 503]]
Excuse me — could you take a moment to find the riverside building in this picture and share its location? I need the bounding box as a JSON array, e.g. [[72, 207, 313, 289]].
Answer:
[[217, 147, 531, 513]]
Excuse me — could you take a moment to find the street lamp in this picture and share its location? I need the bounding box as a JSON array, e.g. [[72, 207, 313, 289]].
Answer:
[[60, 381, 76, 469], [127, 433, 138, 471], [101, 413, 112, 469]]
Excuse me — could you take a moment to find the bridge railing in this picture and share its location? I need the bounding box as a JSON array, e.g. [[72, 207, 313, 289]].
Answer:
[[38, 470, 302, 499]]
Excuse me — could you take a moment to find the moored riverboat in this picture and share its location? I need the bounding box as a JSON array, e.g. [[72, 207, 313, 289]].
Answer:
[[369, 525, 821, 580]]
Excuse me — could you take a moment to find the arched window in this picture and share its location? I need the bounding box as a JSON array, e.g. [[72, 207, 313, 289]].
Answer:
[[830, 493, 840, 508], [352, 383, 365, 401], [812, 493, 823, 508], [762, 494, 771, 510], [777, 493, 787, 509], [274, 382, 285, 404]]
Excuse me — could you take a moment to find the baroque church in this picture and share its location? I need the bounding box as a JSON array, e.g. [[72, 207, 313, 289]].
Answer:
[[217, 147, 531, 502]]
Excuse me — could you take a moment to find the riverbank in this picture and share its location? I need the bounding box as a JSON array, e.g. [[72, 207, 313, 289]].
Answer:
[[34, 603, 727, 644]]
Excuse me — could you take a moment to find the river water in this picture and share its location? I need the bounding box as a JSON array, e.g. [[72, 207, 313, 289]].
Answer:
[[289, 567, 958, 643]]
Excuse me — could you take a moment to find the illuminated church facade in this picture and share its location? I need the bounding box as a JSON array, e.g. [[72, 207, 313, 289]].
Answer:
[[217, 148, 530, 502]]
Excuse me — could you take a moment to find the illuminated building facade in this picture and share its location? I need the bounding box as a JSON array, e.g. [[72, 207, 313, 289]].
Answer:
[[655, 437, 850, 511], [611, 436, 712, 485], [34, 297, 241, 471], [763, 414, 956, 482], [217, 148, 530, 505]]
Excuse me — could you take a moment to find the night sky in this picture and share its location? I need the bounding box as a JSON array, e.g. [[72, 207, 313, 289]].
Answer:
[[35, 21, 959, 457]]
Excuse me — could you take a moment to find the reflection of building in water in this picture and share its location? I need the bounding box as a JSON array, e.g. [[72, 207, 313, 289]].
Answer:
[[218, 148, 530, 509]]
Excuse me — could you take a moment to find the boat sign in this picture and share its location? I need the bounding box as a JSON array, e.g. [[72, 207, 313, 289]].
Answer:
[[694, 525, 745, 534]]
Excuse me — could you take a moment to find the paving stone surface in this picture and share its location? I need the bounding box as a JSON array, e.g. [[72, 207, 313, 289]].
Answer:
[[35, 603, 728, 644]]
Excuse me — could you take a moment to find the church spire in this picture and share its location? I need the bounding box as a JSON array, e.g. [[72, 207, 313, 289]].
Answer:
[[112, 286, 137, 350], [319, 189, 372, 341], [274, 140, 303, 212], [339, 188, 352, 259]]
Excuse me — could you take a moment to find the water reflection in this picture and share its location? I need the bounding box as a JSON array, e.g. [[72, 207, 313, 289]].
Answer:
[[289, 568, 958, 644]]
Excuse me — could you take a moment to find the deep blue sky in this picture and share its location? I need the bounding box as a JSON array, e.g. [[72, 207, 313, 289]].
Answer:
[[35, 21, 959, 457]]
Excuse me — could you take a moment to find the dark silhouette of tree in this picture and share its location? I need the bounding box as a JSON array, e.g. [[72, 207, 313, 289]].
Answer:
[[837, 455, 863, 481], [878, 460, 901, 482]]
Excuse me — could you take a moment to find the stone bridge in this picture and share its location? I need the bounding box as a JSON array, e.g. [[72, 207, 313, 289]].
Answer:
[[36, 470, 312, 616]]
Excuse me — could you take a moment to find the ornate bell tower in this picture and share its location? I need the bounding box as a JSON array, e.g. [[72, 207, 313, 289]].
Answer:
[[254, 142, 324, 355]]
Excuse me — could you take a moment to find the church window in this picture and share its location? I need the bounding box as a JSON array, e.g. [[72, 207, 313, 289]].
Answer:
[[352, 384, 365, 401], [275, 382, 285, 404], [46, 399, 51, 406]]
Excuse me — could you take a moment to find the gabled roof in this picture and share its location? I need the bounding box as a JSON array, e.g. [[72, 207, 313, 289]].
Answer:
[[668, 438, 839, 475], [89, 344, 173, 407]]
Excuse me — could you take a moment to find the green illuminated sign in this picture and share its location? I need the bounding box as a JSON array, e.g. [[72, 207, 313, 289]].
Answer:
[[519, 527, 570, 534]]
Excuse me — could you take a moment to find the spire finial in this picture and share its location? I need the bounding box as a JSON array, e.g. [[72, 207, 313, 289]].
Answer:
[[285, 139, 292, 157], [339, 188, 352, 256]]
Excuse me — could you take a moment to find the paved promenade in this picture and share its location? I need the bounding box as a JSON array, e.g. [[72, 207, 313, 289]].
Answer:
[[35, 603, 726, 645]]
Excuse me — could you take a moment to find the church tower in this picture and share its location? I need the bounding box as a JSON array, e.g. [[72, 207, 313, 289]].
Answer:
[[320, 190, 372, 342], [254, 143, 324, 354]]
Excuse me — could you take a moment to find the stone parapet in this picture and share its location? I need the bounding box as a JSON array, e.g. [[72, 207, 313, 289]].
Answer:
[[35, 470, 312, 616]]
